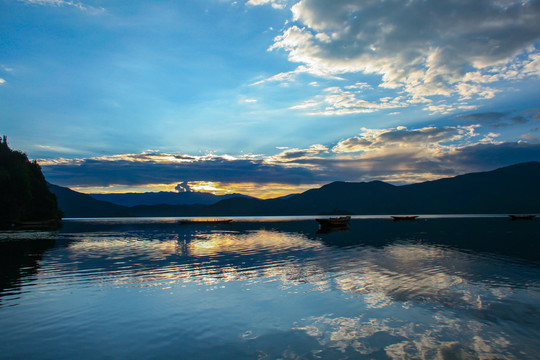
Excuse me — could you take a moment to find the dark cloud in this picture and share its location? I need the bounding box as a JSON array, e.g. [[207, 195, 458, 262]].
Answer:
[[378, 127, 461, 143], [41, 156, 319, 187], [271, 145, 328, 162], [458, 112, 531, 128], [278, 149, 315, 160], [331, 136, 373, 152], [293, 0, 540, 64]]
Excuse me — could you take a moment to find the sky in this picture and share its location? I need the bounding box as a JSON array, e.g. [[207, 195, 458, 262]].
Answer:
[[1, 0, 540, 198]]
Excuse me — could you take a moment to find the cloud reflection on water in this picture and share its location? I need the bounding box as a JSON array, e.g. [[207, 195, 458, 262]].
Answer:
[[6, 219, 539, 359], [56, 225, 540, 309]]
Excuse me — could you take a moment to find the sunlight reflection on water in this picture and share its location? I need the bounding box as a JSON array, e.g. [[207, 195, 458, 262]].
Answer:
[[1, 217, 539, 359]]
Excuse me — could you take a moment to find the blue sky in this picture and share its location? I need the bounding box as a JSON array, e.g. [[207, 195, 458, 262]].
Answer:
[[2, 0, 540, 198]]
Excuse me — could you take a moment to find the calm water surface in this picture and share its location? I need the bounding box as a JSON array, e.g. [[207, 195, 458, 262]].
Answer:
[[1, 217, 539, 359]]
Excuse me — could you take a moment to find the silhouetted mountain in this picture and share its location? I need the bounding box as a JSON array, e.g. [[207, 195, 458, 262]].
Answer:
[[50, 162, 540, 217], [272, 193, 299, 200], [48, 184, 129, 218], [89, 191, 254, 207], [0, 136, 62, 226], [198, 161, 540, 215]]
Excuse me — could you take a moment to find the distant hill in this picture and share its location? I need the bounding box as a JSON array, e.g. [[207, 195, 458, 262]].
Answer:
[[48, 184, 128, 218], [50, 161, 540, 217], [89, 191, 254, 207], [201, 161, 540, 216], [0, 136, 62, 226]]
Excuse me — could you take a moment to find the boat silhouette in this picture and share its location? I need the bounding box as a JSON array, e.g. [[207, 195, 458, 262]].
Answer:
[[316, 216, 351, 229], [508, 215, 536, 221], [391, 215, 419, 221]]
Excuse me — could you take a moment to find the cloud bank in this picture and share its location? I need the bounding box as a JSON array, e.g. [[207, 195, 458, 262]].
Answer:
[[39, 121, 540, 197], [262, 0, 540, 114], [40, 153, 318, 188]]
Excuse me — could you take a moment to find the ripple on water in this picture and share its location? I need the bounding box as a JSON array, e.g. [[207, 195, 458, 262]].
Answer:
[[1, 218, 539, 359]]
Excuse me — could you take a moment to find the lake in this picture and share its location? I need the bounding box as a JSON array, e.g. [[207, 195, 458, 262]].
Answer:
[[1, 216, 539, 359]]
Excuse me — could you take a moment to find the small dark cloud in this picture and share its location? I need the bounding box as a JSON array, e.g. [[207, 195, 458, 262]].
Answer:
[[272, 145, 328, 162], [175, 181, 192, 193], [378, 127, 460, 143], [457, 111, 530, 128], [522, 108, 540, 121], [334, 137, 373, 151]]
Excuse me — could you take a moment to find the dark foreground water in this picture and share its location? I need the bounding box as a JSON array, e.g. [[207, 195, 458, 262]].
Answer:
[[1, 216, 539, 359]]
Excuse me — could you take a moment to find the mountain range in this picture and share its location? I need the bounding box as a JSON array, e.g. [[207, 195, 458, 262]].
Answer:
[[49, 161, 540, 218], [89, 191, 253, 207]]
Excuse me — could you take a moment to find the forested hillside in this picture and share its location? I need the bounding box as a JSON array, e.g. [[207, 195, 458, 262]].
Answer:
[[0, 136, 62, 227]]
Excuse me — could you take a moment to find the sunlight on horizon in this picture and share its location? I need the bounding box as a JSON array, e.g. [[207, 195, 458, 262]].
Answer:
[[71, 181, 320, 199]]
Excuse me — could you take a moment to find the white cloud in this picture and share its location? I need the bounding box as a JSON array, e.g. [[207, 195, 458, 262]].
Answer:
[[0, 78, 5, 85], [344, 82, 371, 90], [246, 0, 288, 9], [18, 0, 104, 14], [240, 98, 258, 103], [251, 68, 303, 85], [291, 85, 409, 115], [267, 0, 540, 113], [34, 144, 80, 154], [289, 99, 320, 110], [331, 126, 479, 154], [522, 53, 540, 77]]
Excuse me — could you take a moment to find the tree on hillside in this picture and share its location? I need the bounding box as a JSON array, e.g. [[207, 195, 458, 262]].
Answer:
[[0, 136, 62, 225]]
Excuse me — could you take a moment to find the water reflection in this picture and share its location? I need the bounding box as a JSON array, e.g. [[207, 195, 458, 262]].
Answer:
[[0, 231, 56, 300], [0, 217, 539, 359]]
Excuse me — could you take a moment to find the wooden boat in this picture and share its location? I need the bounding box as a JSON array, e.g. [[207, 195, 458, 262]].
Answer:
[[508, 215, 536, 221], [179, 219, 233, 225], [391, 215, 419, 221], [316, 216, 351, 228], [10, 219, 62, 230]]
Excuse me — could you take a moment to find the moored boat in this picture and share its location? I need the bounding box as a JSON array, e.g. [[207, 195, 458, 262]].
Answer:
[[391, 215, 419, 221], [316, 216, 351, 228], [508, 215, 536, 221], [8, 219, 62, 230]]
